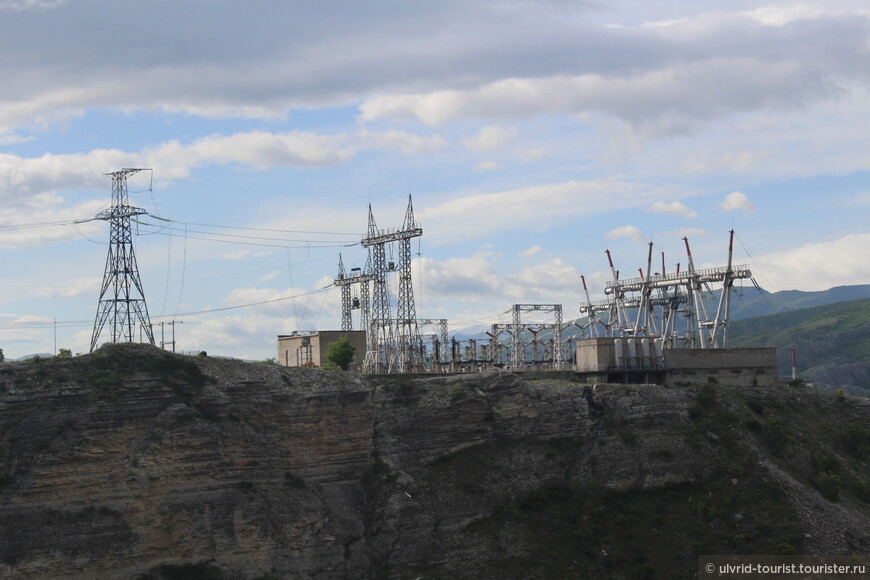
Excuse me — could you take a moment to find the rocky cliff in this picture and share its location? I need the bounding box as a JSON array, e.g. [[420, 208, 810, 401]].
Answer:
[[1, 344, 869, 579]]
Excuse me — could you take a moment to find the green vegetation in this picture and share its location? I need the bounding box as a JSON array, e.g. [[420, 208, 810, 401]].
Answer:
[[324, 336, 356, 371], [470, 473, 802, 579], [729, 297, 870, 393], [838, 421, 870, 459]]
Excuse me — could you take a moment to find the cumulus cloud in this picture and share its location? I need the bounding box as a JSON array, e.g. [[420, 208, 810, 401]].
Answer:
[[461, 125, 517, 150], [605, 225, 645, 243], [751, 233, 870, 292], [2, 2, 867, 137], [473, 161, 503, 171], [504, 258, 580, 300], [0, 128, 445, 206], [35, 277, 101, 298], [0, 0, 64, 11], [419, 179, 687, 244], [416, 254, 502, 302], [518, 245, 543, 257], [720, 191, 755, 213], [669, 227, 707, 238], [647, 200, 697, 218], [0, 197, 106, 248]]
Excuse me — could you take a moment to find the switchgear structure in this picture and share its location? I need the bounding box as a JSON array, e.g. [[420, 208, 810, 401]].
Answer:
[[360, 196, 424, 373], [90, 168, 155, 352], [335, 253, 375, 332]]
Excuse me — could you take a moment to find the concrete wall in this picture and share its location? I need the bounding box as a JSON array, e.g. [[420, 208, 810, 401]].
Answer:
[[575, 338, 778, 387], [576, 338, 618, 372], [663, 347, 778, 387]]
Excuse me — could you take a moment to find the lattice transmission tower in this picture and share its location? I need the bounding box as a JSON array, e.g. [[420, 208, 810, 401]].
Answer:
[[394, 197, 424, 372], [360, 196, 424, 373], [90, 168, 155, 352], [334, 252, 374, 331]]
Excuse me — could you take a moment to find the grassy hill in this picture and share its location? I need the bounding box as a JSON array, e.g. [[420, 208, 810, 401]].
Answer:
[[728, 297, 870, 395]]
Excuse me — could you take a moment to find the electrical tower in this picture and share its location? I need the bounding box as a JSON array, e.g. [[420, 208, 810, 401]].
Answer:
[[360, 196, 424, 373], [90, 168, 155, 352], [394, 196, 424, 372], [335, 252, 375, 332]]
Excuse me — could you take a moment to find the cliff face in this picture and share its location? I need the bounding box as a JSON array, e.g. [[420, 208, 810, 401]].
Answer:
[[1, 344, 869, 579]]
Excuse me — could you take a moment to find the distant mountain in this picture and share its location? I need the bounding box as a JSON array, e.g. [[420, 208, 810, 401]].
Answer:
[[10, 353, 53, 362], [728, 297, 870, 395], [726, 284, 870, 321]]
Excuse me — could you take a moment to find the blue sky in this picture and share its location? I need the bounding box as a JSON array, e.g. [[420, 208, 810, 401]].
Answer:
[[1, 0, 868, 359]]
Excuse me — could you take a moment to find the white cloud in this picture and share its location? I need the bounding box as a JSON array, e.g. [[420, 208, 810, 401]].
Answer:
[[416, 254, 502, 302], [0, 0, 64, 12], [750, 233, 870, 292], [0, 198, 107, 248], [720, 191, 755, 213], [357, 130, 447, 154], [681, 150, 762, 173], [605, 225, 645, 243], [219, 250, 252, 261], [647, 200, 697, 218], [461, 125, 517, 150], [0, 128, 447, 206], [35, 277, 101, 298], [668, 227, 707, 238], [473, 161, 503, 171], [359, 54, 848, 131], [518, 245, 543, 257], [504, 258, 579, 300], [419, 179, 688, 244]]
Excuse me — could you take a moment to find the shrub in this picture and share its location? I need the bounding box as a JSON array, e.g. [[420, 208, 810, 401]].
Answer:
[[325, 336, 356, 371], [818, 471, 841, 502]]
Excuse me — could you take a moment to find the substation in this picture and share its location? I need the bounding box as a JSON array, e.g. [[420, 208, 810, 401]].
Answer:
[[278, 196, 779, 387], [75, 168, 777, 387]]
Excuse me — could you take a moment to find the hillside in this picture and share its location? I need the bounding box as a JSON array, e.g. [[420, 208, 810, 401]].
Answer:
[[728, 284, 870, 321], [1, 344, 870, 579], [729, 298, 870, 395]]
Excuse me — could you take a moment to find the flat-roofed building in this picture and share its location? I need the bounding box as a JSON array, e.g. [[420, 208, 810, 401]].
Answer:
[[277, 331, 366, 370]]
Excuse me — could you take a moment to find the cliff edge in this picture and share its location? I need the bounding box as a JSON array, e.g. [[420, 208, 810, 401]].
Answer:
[[1, 344, 869, 579]]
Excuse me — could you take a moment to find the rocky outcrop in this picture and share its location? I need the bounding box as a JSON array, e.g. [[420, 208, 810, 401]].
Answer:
[[0, 344, 869, 579]]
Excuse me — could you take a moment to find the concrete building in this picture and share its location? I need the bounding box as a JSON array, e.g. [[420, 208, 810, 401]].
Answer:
[[277, 331, 366, 370], [575, 337, 777, 387]]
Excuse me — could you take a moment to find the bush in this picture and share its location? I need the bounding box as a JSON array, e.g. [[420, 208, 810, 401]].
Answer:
[[818, 471, 841, 501], [325, 336, 356, 371], [838, 422, 870, 459]]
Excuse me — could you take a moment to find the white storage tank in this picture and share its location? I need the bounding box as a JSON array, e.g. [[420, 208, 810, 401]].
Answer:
[[614, 338, 624, 369], [641, 338, 651, 368], [627, 338, 637, 369]]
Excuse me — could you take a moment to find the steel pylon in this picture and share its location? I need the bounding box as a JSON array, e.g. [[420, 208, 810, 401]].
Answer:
[[90, 168, 155, 352]]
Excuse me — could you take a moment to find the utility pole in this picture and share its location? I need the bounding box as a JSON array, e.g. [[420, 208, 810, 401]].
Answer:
[[90, 168, 155, 352], [159, 320, 183, 352]]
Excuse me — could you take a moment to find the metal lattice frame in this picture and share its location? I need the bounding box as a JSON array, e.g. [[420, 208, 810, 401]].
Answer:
[[360, 197, 424, 373], [508, 304, 564, 370], [335, 252, 376, 332], [362, 206, 393, 373], [395, 197, 424, 372], [90, 168, 155, 352], [336, 254, 352, 331]]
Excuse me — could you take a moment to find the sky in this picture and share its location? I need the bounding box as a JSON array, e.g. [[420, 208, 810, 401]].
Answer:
[[0, 0, 869, 360]]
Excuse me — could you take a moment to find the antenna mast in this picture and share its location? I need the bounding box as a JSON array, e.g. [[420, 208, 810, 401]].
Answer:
[[90, 168, 155, 351]]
